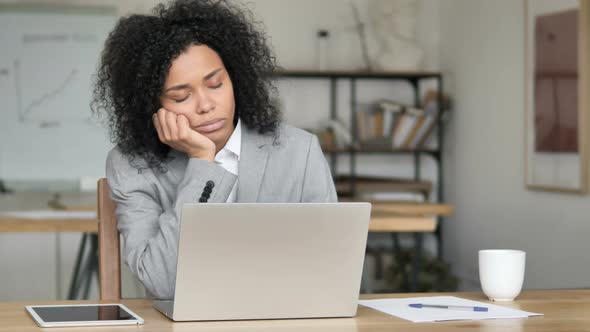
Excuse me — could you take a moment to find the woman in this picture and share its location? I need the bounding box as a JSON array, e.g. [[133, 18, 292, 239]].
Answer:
[[92, 0, 337, 299]]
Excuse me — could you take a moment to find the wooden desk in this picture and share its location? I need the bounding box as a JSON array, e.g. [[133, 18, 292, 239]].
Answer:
[[1, 290, 587, 331]]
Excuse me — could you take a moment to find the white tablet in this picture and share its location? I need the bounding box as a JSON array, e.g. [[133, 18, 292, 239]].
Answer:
[[25, 303, 144, 328]]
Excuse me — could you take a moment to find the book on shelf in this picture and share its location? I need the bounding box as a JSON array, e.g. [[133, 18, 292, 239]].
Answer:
[[408, 90, 450, 149], [382, 109, 394, 137], [375, 99, 404, 137], [318, 129, 336, 149], [407, 103, 437, 149], [373, 109, 384, 138], [355, 99, 434, 151], [356, 100, 404, 145], [323, 118, 352, 147], [346, 91, 450, 152], [355, 107, 370, 142], [392, 106, 425, 149]]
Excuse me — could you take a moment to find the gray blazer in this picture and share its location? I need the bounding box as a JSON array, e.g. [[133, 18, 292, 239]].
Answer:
[[106, 124, 337, 299]]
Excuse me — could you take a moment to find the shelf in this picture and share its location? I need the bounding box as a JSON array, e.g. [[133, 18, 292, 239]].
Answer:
[[369, 215, 437, 233], [272, 69, 442, 80], [364, 201, 453, 233], [371, 202, 453, 216], [338, 200, 454, 217], [334, 176, 432, 197], [322, 145, 440, 156], [270, 67, 448, 259]]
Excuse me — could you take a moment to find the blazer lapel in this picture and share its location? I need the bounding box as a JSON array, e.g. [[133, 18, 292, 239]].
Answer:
[[237, 126, 272, 202]]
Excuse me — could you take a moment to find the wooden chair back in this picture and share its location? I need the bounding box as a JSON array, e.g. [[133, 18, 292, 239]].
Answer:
[[97, 178, 121, 300]]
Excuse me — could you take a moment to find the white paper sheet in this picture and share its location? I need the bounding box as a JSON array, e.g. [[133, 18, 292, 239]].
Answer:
[[359, 296, 543, 323], [0, 210, 96, 220]]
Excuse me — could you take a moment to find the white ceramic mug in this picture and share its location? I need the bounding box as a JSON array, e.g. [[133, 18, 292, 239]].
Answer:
[[479, 249, 526, 301]]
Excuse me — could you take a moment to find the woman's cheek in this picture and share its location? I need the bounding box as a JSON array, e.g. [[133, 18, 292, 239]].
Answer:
[[162, 101, 192, 117]]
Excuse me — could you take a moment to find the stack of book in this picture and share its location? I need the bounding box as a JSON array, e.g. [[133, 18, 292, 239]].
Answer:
[[356, 91, 448, 150]]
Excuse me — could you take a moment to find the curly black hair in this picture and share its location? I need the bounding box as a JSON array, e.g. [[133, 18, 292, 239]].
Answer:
[[91, 0, 280, 170]]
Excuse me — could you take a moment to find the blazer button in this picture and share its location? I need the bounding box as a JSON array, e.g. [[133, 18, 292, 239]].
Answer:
[[199, 197, 207, 203], [203, 186, 212, 194], [201, 192, 211, 199], [206, 180, 215, 188]]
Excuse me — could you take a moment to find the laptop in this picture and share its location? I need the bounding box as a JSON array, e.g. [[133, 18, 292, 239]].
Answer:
[[153, 202, 371, 321]]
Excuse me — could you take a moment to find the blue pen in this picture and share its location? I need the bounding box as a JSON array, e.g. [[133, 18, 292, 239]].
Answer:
[[409, 303, 488, 312]]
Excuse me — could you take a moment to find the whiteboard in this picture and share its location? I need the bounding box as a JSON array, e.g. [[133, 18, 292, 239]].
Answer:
[[0, 5, 117, 181]]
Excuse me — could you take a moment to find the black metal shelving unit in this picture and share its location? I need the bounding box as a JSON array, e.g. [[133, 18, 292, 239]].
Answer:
[[273, 70, 446, 292]]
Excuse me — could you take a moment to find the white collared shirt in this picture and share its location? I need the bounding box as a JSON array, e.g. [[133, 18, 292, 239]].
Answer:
[[214, 119, 241, 203]]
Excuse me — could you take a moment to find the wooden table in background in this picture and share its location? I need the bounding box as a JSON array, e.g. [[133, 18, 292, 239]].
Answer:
[[1, 290, 588, 332], [0, 215, 97, 233], [0, 195, 452, 233], [0, 192, 97, 300]]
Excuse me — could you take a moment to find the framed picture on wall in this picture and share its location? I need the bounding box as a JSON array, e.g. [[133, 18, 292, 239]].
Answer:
[[524, 0, 590, 193]]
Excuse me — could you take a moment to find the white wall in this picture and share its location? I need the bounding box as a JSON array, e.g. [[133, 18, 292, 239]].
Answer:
[[0, 0, 440, 71], [439, 0, 590, 290]]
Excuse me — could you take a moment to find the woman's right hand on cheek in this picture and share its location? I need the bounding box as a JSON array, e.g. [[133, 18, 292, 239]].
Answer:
[[153, 108, 216, 161]]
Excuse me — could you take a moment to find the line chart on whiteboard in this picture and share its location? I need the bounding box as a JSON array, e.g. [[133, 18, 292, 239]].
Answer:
[[8, 59, 93, 129]]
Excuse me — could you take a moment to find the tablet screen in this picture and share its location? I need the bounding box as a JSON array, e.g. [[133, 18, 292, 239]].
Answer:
[[31, 305, 135, 322]]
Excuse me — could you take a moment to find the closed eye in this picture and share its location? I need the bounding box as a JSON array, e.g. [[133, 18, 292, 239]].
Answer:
[[174, 94, 191, 103]]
